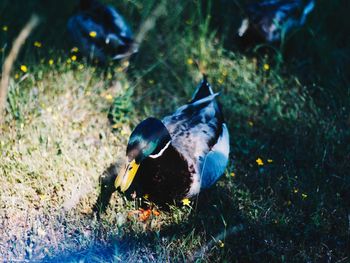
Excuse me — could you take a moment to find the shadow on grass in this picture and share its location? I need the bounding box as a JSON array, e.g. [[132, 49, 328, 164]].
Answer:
[[92, 164, 118, 216], [43, 184, 247, 262], [42, 79, 350, 262]]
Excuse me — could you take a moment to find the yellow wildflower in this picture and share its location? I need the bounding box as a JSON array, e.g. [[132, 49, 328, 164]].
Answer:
[[267, 159, 273, 163], [248, 121, 254, 127], [217, 78, 224, 84], [120, 127, 129, 136], [78, 64, 84, 70], [112, 123, 122, 129], [218, 240, 225, 248], [293, 188, 299, 193], [15, 73, 19, 79], [230, 172, 235, 177], [105, 94, 113, 101], [256, 158, 264, 166], [148, 79, 155, 85], [89, 31, 97, 38], [187, 58, 194, 65], [263, 63, 270, 71], [49, 59, 54, 65], [122, 60, 129, 68], [39, 194, 48, 201], [34, 41, 42, 48], [71, 55, 77, 61], [301, 193, 308, 199], [2, 26, 8, 31], [182, 198, 191, 206], [66, 58, 72, 64], [143, 194, 149, 199], [20, 65, 28, 73], [71, 47, 79, 52]]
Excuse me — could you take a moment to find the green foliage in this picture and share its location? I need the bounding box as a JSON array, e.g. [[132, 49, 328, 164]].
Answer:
[[108, 86, 135, 129]]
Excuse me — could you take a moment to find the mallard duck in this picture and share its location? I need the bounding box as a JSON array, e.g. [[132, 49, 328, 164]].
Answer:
[[67, 0, 137, 62], [114, 77, 230, 205], [238, 0, 315, 44]]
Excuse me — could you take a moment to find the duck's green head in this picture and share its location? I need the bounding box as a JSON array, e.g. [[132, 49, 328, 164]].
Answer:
[[115, 118, 171, 192]]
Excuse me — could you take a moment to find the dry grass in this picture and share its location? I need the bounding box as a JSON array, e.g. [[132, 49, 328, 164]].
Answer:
[[0, 68, 118, 259], [0, 66, 195, 261]]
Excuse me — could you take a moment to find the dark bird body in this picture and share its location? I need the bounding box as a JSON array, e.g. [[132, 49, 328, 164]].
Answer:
[[238, 0, 315, 45], [67, 0, 137, 62], [134, 145, 192, 204]]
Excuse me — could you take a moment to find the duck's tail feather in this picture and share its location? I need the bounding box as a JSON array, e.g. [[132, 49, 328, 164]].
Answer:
[[300, 0, 315, 25], [191, 76, 214, 103]]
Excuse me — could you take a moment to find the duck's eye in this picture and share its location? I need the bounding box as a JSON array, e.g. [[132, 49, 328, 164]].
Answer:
[[128, 166, 133, 171]]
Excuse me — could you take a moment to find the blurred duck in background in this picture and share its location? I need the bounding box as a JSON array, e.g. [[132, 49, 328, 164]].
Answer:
[[67, 0, 138, 63], [238, 0, 315, 46]]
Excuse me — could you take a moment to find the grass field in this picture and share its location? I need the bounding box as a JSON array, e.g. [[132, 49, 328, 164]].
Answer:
[[0, 0, 349, 262]]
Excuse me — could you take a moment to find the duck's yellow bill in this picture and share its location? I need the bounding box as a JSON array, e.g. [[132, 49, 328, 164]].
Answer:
[[115, 160, 140, 192]]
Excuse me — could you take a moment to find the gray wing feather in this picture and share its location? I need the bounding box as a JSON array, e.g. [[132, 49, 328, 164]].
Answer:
[[162, 81, 229, 196]]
